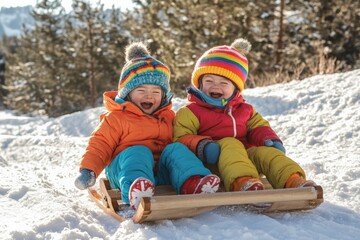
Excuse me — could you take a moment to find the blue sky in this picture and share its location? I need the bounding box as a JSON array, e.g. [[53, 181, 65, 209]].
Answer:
[[0, 0, 134, 11]]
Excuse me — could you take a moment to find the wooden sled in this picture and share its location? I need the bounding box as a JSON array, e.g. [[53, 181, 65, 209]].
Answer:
[[88, 178, 323, 223]]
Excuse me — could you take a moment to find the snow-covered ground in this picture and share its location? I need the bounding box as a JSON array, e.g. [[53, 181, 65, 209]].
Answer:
[[1, 70, 360, 239]]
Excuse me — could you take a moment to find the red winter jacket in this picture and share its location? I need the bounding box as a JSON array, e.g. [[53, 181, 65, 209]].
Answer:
[[173, 88, 281, 153]]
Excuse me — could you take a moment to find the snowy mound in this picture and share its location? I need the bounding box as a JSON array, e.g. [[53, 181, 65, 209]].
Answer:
[[0, 70, 359, 239]]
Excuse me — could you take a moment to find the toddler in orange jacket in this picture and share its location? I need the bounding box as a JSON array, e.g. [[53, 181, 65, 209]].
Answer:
[[75, 42, 219, 210]]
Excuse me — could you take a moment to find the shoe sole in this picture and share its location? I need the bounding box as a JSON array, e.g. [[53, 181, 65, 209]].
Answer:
[[242, 181, 265, 191], [128, 177, 154, 210], [194, 174, 220, 194]]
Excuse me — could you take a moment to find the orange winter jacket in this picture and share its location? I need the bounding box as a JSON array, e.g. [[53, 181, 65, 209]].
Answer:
[[79, 91, 174, 177]]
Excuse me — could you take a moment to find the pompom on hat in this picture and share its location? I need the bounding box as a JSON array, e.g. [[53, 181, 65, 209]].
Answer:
[[117, 42, 171, 99], [191, 38, 251, 92]]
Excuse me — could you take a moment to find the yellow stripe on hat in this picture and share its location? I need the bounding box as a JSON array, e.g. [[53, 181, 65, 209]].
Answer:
[[192, 66, 245, 92]]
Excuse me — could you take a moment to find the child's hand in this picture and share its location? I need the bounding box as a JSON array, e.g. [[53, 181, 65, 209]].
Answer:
[[74, 169, 96, 190], [204, 142, 221, 164], [264, 139, 286, 154]]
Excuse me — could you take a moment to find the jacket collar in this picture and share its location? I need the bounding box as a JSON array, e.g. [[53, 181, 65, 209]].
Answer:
[[103, 91, 173, 116], [187, 87, 244, 111]]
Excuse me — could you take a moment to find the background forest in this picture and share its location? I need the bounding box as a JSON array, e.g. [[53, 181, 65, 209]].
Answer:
[[0, 0, 359, 117]]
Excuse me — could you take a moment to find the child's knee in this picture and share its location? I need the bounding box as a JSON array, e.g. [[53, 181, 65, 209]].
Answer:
[[164, 142, 186, 151], [218, 137, 244, 147], [218, 137, 247, 156], [247, 146, 284, 160], [115, 145, 154, 170], [217, 137, 245, 149], [125, 145, 152, 155], [162, 142, 195, 158]]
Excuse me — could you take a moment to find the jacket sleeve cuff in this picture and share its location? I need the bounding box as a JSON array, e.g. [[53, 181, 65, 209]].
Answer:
[[196, 139, 213, 162]]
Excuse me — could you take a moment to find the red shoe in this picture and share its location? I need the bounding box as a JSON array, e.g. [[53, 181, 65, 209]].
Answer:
[[231, 176, 264, 191], [128, 177, 154, 210], [285, 173, 317, 188], [181, 174, 220, 194]]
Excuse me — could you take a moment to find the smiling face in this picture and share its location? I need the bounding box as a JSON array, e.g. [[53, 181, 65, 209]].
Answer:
[[200, 74, 236, 99], [128, 84, 163, 114]]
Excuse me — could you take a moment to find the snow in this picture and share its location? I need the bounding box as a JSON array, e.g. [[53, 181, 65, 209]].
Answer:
[[1, 70, 360, 239]]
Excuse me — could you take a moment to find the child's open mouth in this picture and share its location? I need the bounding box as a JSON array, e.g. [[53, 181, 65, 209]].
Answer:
[[210, 92, 223, 99], [141, 102, 154, 110]]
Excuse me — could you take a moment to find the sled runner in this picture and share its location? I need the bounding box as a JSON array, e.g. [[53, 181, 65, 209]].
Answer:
[[88, 178, 323, 223]]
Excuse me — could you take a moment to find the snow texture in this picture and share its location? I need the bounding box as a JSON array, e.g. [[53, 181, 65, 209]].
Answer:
[[1, 70, 360, 239]]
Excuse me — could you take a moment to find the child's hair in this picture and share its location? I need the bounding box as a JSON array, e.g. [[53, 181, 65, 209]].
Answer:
[[117, 42, 171, 99], [192, 38, 251, 92]]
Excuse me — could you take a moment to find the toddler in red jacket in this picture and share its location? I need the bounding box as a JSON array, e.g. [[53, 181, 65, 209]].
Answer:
[[174, 38, 316, 192]]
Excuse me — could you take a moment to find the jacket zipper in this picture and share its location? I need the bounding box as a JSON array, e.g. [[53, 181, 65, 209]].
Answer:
[[227, 107, 237, 137]]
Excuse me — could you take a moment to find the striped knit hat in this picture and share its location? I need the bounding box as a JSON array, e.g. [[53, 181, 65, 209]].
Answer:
[[191, 38, 251, 92], [117, 42, 171, 99]]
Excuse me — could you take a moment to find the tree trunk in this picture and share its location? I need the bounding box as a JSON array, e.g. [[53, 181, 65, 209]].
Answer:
[[276, 0, 285, 65], [88, 16, 97, 108]]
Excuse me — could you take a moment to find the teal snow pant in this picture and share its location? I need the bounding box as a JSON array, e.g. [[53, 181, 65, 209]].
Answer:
[[105, 142, 211, 204]]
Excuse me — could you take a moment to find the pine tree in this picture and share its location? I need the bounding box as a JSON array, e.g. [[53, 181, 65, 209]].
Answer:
[[279, 0, 359, 76], [123, 0, 278, 94], [311, 0, 360, 66], [5, 0, 71, 116], [5, 0, 130, 116], [66, 0, 129, 107], [0, 51, 5, 106], [98, 7, 129, 92]]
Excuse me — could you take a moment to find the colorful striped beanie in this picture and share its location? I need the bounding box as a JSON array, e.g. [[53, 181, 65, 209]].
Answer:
[[117, 42, 171, 99], [191, 38, 251, 92]]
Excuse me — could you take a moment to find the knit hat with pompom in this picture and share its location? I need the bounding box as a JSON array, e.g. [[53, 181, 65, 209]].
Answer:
[[117, 42, 171, 99], [191, 38, 251, 92]]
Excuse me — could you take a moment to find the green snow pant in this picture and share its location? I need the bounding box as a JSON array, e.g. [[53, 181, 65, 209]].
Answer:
[[207, 137, 306, 191]]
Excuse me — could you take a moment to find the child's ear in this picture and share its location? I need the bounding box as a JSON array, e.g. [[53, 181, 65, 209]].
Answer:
[[233, 82, 238, 90], [198, 76, 204, 90], [161, 94, 169, 106]]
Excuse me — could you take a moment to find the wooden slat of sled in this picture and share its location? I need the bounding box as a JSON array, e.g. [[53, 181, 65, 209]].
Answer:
[[89, 178, 323, 224], [148, 187, 320, 210], [133, 186, 323, 223]]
